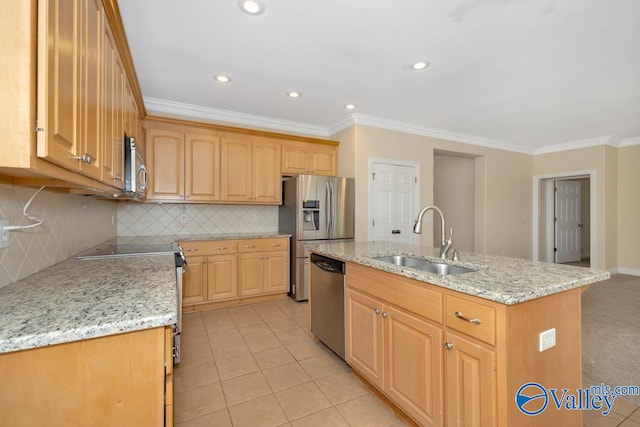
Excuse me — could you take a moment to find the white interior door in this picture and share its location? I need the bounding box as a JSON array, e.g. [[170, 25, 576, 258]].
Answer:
[[371, 161, 418, 244], [555, 180, 581, 263]]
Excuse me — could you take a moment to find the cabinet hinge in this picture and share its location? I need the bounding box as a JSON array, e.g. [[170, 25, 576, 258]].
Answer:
[[414, 176, 417, 183], [372, 219, 375, 226], [35, 121, 44, 132], [371, 173, 376, 180]]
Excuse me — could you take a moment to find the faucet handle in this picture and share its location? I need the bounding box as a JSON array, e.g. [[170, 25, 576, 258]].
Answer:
[[452, 249, 459, 261]]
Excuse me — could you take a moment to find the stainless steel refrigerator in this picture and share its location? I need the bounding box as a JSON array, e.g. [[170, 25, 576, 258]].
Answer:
[[279, 175, 355, 301]]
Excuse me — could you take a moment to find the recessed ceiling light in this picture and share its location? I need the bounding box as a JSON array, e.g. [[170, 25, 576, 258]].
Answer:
[[411, 61, 431, 70], [344, 104, 357, 110], [238, 0, 265, 15], [287, 91, 301, 98], [214, 74, 231, 83]]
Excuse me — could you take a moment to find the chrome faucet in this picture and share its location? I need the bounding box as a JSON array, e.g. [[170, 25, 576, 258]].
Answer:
[[413, 205, 454, 259]]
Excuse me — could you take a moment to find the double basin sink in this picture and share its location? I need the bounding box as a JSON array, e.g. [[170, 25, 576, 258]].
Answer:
[[372, 254, 475, 276]]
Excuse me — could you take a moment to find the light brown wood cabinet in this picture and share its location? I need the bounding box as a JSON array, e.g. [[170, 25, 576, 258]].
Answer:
[[345, 261, 584, 427], [181, 237, 289, 312], [0, 326, 173, 426], [281, 140, 337, 176], [220, 135, 281, 203], [0, 0, 143, 193], [346, 287, 443, 427]]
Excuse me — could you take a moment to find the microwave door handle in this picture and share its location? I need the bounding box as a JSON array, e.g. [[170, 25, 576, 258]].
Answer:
[[138, 164, 148, 190]]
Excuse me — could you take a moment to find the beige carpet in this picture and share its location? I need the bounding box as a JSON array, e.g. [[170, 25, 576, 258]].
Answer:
[[582, 274, 640, 407]]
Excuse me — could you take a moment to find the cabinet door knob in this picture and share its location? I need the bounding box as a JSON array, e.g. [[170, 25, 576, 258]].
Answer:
[[454, 311, 482, 325], [444, 342, 454, 350], [381, 312, 389, 318], [374, 308, 381, 315]]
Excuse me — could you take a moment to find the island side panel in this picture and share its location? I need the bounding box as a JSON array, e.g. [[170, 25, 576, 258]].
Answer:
[[0, 327, 166, 426], [501, 288, 583, 427]]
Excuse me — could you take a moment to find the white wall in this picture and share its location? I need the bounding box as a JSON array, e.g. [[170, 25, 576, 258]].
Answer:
[[0, 183, 116, 288]]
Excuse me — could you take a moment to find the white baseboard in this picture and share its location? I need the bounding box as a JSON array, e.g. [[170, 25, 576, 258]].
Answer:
[[609, 267, 640, 276]]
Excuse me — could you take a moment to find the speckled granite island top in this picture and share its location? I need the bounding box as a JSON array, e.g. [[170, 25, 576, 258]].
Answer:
[[0, 255, 177, 354], [308, 241, 610, 305], [116, 232, 291, 244]]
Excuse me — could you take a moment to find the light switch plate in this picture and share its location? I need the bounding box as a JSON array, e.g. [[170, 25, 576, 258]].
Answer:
[[539, 328, 556, 352], [0, 220, 9, 249]]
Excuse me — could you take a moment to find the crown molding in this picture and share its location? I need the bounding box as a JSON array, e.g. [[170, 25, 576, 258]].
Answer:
[[143, 97, 330, 138], [143, 97, 640, 155], [619, 136, 640, 147], [343, 114, 534, 154]]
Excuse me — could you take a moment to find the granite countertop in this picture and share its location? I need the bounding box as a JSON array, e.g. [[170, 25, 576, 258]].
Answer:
[[308, 241, 610, 305], [0, 254, 177, 354], [116, 232, 291, 244]]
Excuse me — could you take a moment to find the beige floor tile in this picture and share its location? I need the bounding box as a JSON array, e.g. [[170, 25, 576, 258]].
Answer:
[[202, 310, 236, 332], [613, 398, 640, 417], [228, 305, 258, 316], [174, 362, 220, 393], [619, 418, 640, 427], [175, 408, 232, 427], [263, 362, 311, 392], [216, 354, 260, 381], [245, 331, 284, 353], [275, 381, 332, 421], [274, 326, 310, 346], [299, 353, 350, 380], [228, 394, 288, 427], [232, 312, 265, 327], [179, 335, 214, 369], [211, 337, 251, 362], [221, 371, 273, 406], [581, 408, 625, 427], [259, 309, 290, 322], [290, 407, 350, 427], [267, 317, 297, 332], [293, 314, 310, 332], [208, 326, 242, 343], [239, 322, 273, 339], [254, 346, 296, 370], [336, 394, 402, 427], [314, 372, 369, 405], [286, 340, 329, 361], [174, 382, 227, 424], [181, 312, 206, 337]]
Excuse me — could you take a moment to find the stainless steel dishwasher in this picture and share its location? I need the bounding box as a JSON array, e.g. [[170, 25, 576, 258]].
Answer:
[[310, 253, 346, 360]]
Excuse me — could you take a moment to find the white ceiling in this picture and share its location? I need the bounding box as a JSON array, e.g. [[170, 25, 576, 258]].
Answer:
[[119, 0, 640, 153]]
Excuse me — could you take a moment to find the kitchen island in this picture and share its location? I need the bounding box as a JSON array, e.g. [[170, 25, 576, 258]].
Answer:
[[0, 254, 178, 426], [309, 241, 610, 427]]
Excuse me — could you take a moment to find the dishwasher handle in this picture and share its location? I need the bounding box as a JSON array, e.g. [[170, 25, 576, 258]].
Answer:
[[310, 253, 345, 274]]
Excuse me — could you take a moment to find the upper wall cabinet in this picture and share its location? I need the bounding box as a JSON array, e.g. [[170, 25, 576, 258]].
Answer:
[[0, 0, 144, 193], [145, 123, 220, 202], [220, 134, 281, 204], [281, 140, 337, 176]]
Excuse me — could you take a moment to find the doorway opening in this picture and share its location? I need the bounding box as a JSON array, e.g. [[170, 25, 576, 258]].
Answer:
[[533, 171, 596, 268]]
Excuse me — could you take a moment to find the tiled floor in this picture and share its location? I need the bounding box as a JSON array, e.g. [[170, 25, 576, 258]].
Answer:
[[175, 287, 640, 426], [174, 298, 406, 426]]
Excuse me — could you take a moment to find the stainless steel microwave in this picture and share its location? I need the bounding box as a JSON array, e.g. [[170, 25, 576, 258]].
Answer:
[[122, 135, 147, 198]]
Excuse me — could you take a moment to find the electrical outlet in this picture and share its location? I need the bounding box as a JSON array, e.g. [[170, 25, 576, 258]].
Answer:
[[0, 220, 10, 249], [179, 213, 188, 224], [539, 328, 556, 352], [251, 214, 258, 223]]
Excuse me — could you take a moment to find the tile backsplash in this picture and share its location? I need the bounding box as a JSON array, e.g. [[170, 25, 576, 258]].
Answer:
[[0, 183, 116, 288], [117, 203, 278, 236]]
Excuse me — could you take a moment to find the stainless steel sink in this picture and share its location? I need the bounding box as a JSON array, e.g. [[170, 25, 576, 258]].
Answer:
[[372, 254, 475, 275]]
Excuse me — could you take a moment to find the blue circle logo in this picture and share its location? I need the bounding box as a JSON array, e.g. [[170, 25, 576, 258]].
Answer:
[[516, 382, 549, 415]]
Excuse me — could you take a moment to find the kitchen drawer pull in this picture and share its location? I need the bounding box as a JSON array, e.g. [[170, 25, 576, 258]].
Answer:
[[272, 244, 281, 247], [454, 311, 482, 325], [246, 245, 256, 248], [217, 246, 228, 250], [187, 248, 198, 252]]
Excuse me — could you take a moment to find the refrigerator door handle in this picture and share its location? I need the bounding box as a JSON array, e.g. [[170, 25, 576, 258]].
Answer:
[[325, 181, 332, 236]]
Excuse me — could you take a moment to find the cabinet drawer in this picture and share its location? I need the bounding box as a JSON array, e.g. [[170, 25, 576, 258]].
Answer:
[[180, 240, 238, 256], [445, 294, 496, 346], [346, 263, 442, 324], [238, 238, 289, 253]]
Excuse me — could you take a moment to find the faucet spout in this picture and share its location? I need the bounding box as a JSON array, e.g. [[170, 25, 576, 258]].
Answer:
[[413, 205, 453, 259]]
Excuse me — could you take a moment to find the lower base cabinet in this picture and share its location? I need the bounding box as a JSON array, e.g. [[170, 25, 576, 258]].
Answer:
[[181, 237, 289, 311], [0, 326, 173, 426], [346, 289, 443, 427], [345, 262, 583, 427]]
